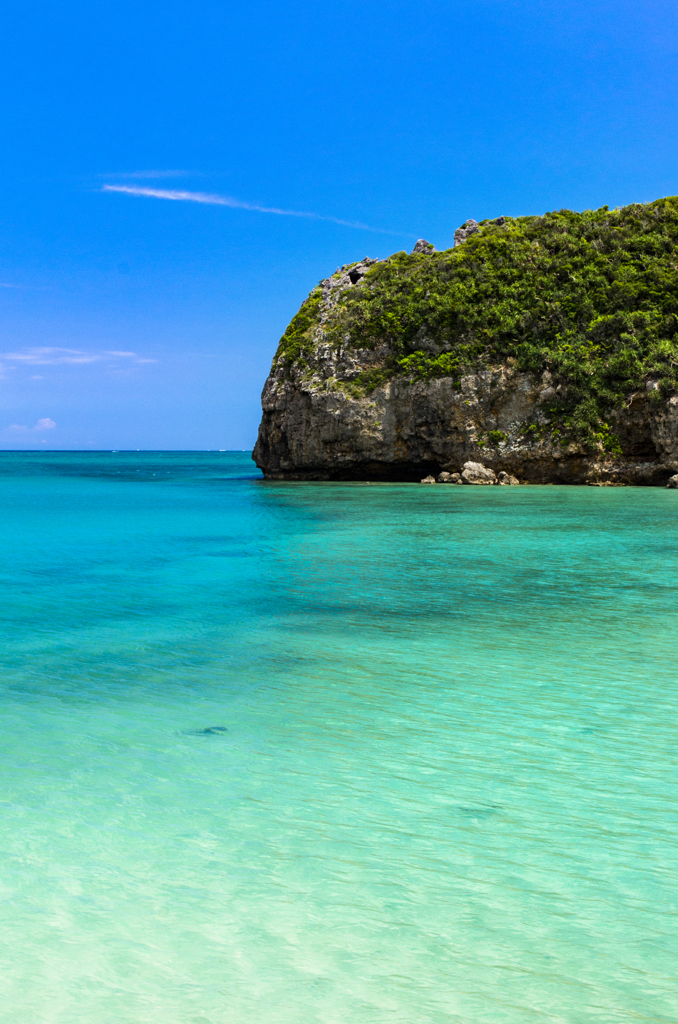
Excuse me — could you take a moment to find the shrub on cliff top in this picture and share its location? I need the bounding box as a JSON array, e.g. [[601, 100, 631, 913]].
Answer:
[[274, 197, 678, 450]]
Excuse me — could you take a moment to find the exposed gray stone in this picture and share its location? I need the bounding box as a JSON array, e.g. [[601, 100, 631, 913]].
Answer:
[[421, 475, 436, 484], [454, 220, 479, 246], [437, 471, 452, 482], [667, 474, 678, 488], [497, 471, 520, 485], [461, 461, 497, 485], [412, 239, 436, 254]]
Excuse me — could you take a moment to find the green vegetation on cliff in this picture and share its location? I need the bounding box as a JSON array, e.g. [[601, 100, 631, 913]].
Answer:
[[276, 197, 678, 451]]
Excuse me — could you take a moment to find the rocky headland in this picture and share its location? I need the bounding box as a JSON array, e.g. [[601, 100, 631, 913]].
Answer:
[[254, 198, 678, 485]]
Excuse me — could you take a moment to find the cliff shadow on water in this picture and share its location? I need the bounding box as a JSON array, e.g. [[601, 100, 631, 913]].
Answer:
[[254, 198, 678, 486]]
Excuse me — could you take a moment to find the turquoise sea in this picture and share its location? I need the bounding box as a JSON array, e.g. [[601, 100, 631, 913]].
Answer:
[[1, 451, 677, 1024]]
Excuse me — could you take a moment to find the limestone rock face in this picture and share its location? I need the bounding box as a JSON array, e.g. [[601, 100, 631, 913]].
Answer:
[[254, 356, 678, 483]]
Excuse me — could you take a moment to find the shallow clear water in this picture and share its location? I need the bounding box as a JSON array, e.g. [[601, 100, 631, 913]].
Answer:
[[1, 451, 677, 1024]]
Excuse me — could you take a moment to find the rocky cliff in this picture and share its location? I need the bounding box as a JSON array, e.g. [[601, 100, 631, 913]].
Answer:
[[254, 198, 678, 484]]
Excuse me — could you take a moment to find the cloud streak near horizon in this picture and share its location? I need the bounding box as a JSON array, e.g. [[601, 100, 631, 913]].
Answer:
[[102, 184, 408, 236]]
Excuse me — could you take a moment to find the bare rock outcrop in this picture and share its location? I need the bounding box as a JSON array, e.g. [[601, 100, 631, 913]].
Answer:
[[454, 220, 479, 246], [461, 461, 497, 485], [412, 239, 436, 254]]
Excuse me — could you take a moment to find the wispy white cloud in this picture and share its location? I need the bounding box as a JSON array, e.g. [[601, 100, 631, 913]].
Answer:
[[2, 347, 100, 365], [6, 417, 56, 433], [0, 347, 156, 367], [102, 184, 407, 236]]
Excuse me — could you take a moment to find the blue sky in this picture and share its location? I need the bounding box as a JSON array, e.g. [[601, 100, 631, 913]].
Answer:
[[1, 0, 676, 450]]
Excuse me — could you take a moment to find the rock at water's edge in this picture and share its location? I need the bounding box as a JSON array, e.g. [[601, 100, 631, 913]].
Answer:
[[461, 461, 497, 485]]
